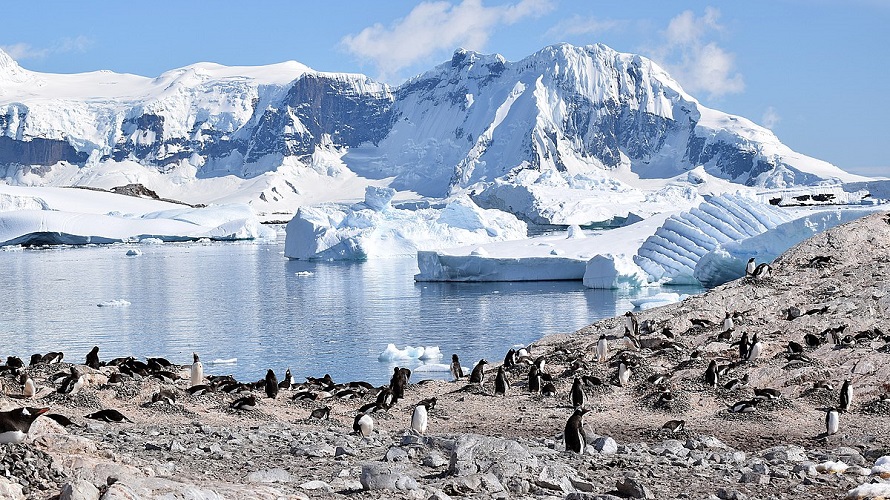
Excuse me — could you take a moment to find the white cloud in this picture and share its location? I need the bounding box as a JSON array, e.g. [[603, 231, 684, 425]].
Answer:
[[761, 106, 780, 129], [1, 36, 93, 62], [652, 8, 744, 99], [340, 0, 554, 82], [545, 15, 625, 39]]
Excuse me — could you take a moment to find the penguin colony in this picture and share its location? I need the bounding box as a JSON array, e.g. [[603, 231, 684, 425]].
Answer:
[[1, 254, 887, 455]]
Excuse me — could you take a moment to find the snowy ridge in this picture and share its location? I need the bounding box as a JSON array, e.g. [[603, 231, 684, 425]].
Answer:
[[633, 195, 793, 284]]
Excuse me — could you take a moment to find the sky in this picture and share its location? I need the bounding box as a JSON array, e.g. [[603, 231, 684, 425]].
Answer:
[[1, 0, 887, 176]]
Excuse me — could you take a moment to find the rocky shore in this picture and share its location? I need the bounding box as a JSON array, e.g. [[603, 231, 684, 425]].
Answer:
[[3, 211, 890, 500]]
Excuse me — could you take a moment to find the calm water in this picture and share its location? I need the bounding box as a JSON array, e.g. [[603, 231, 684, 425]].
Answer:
[[0, 235, 700, 385]]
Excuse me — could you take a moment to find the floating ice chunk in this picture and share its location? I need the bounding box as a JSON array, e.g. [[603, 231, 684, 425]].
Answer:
[[294, 271, 314, 277], [470, 247, 489, 256], [140, 238, 164, 245], [583, 254, 649, 289], [97, 299, 131, 307], [126, 249, 142, 256], [566, 225, 585, 239], [209, 358, 237, 365], [377, 344, 442, 362], [413, 363, 466, 373], [362, 186, 395, 212], [630, 293, 683, 310]]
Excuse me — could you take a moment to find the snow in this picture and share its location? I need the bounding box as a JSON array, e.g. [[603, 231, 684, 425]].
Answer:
[[630, 293, 685, 310], [0, 184, 274, 247], [97, 299, 131, 307], [872, 455, 890, 476], [377, 344, 443, 362]]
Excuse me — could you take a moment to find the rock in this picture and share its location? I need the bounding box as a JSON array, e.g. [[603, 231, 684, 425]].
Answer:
[[360, 463, 419, 491], [0, 478, 24, 500], [566, 494, 624, 500], [698, 435, 728, 450], [617, 476, 654, 499], [247, 468, 293, 483], [761, 445, 808, 462], [654, 439, 688, 457], [448, 434, 538, 483], [423, 452, 449, 468], [298, 480, 332, 492], [716, 487, 748, 500], [60, 479, 101, 500], [100, 482, 138, 500], [291, 443, 336, 457], [739, 472, 769, 485], [386, 446, 410, 462], [536, 464, 576, 492], [593, 436, 618, 455]]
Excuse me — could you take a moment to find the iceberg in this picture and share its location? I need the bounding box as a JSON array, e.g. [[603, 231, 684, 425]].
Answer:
[[97, 299, 131, 307], [377, 344, 443, 362], [284, 187, 527, 260]]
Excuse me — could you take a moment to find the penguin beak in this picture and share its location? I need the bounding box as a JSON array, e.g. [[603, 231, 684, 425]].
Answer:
[[30, 407, 50, 416]]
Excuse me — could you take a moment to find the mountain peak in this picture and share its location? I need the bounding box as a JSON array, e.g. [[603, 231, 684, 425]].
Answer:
[[0, 48, 27, 81]]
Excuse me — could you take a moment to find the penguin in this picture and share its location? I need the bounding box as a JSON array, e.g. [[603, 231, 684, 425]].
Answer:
[[230, 394, 257, 411], [43, 352, 63, 364], [704, 360, 719, 387], [57, 366, 80, 395], [533, 356, 546, 373], [647, 373, 669, 386], [564, 408, 589, 454], [29, 353, 43, 366], [662, 419, 685, 433], [21, 373, 36, 399], [151, 389, 176, 405], [450, 354, 464, 381], [825, 407, 839, 435], [85, 346, 100, 369], [375, 386, 394, 410], [503, 348, 517, 369], [277, 368, 295, 389], [787, 341, 804, 353], [411, 400, 432, 435], [736, 332, 750, 361], [542, 381, 557, 396], [84, 409, 131, 423], [753, 388, 781, 400], [570, 377, 585, 409], [723, 312, 735, 332], [309, 407, 330, 420], [528, 364, 542, 393], [0, 407, 49, 444], [727, 399, 759, 413], [624, 311, 639, 337], [617, 361, 631, 387], [596, 335, 609, 363], [752, 262, 771, 280], [190, 353, 204, 387], [494, 366, 508, 396], [813, 380, 834, 391], [187, 384, 214, 396], [5, 356, 24, 372], [839, 379, 852, 412], [746, 334, 762, 363], [469, 359, 487, 387], [803, 333, 821, 348], [44, 413, 75, 428], [353, 412, 374, 437], [389, 367, 407, 402], [264, 369, 279, 399], [745, 257, 756, 278]]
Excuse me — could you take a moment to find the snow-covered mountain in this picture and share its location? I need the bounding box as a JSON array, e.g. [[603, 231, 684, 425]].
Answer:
[[0, 43, 867, 223]]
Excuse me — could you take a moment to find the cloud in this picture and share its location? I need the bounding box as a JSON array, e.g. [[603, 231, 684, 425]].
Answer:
[[340, 0, 554, 82], [652, 7, 744, 99], [1, 36, 93, 62], [761, 106, 780, 129], [545, 15, 625, 39]]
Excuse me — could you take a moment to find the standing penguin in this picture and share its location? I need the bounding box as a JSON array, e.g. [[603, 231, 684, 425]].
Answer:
[[839, 380, 853, 412], [570, 377, 585, 409], [736, 332, 750, 361], [264, 369, 279, 399], [618, 361, 631, 387], [390, 367, 407, 402], [278, 368, 294, 389], [354, 412, 374, 437], [596, 335, 609, 363], [190, 353, 204, 387], [503, 348, 517, 368], [723, 312, 735, 332], [745, 258, 756, 277], [21, 373, 36, 399], [704, 360, 719, 387], [411, 399, 434, 435], [564, 408, 590, 454], [85, 346, 100, 369], [624, 311, 639, 337], [746, 334, 762, 363], [450, 354, 464, 381], [494, 366, 508, 396], [825, 407, 840, 435], [528, 364, 542, 393], [469, 359, 487, 389], [57, 366, 80, 395]]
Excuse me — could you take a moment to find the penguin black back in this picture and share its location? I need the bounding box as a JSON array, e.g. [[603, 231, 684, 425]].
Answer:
[[570, 377, 585, 409], [564, 408, 589, 453], [265, 369, 279, 399], [469, 359, 487, 384], [85, 346, 100, 369], [494, 366, 508, 396]]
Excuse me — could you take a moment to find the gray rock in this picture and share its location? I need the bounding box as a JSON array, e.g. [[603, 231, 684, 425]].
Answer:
[[448, 434, 538, 483], [60, 479, 100, 500], [739, 472, 769, 485], [291, 443, 335, 457], [360, 463, 419, 491], [99, 482, 138, 500], [698, 435, 728, 450], [298, 480, 332, 492], [247, 468, 293, 483], [654, 439, 688, 457], [761, 445, 807, 462], [716, 487, 748, 500], [617, 476, 654, 499], [566, 494, 624, 500], [422, 452, 449, 468], [570, 477, 597, 492], [536, 464, 576, 492], [593, 436, 618, 455], [385, 446, 409, 462]]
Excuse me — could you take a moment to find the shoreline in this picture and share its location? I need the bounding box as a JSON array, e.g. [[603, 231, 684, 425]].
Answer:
[[3, 212, 890, 499]]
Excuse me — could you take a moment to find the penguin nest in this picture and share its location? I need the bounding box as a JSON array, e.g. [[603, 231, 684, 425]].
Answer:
[[717, 409, 773, 423], [112, 382, 142, 401], [636, 389, 691, 414], [858, 399, 890, 417], [641, 428, 695, 442], [216, 404, 278, 421], [800, 387, 838, 407], [40, 390, 104, 410], [139, 400, 199, 418]]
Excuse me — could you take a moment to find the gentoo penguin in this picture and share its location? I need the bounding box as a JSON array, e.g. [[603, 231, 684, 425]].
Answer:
[[617, 361, 631, 387], [723, 312, 735, 332], [503, 348, 517, 369], [85, 346, 100, 369], [542, 382, 557, 397], [533, 356, 546, 373], [662, 419, 685, 433], [839, 379, 853, 412], [450, 354, 464, 381], [494, 366, 508, 396], [187, 384, 213, 396], [43, 352, 63, 364], [230, 394, 257, 411], [787, 341, 804, 353], [0, 407, 49, 444], [44, 413, 75, 428], [278, 368, 295, 389], [21, 373, 36, 399], [375, 386, 394, 410], [825, 407, 840, 435], [190, 353, 204, 387], [596, 335, 608, 363], [353, 412, 374, 437], [736, 332, 750, 361], [5, 356, 24, 372], [564, 408, 589, 454], [310, 407, 331, 420], [29, 353, 42, 366], [84, 409, 131, 423], [624, 311, 639, 337], [469, 359, 487, 387], [727, 399, 759, 413], [753, 388, 781, 400], [264, 369, 279, 399], [411, 399, 434, 435], [746, 334, 762, 363], [804, 333, 821, 348], [752, 262, 771, 280], [745, 258, 756, 278], [528, 365, 542, 393], [57, 366, 80, 395], [704, 360, 719, 387], [389, 367, 407, 402], [570, 377, 585, 409], [151, 389, 176, 404]]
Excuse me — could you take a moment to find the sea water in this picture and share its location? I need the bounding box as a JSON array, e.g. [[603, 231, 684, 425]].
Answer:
[[0, 236, 700, 385]]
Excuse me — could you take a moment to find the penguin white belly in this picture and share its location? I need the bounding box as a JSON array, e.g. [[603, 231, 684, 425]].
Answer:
[[359, 414, 374, 437], [0, 430, 25, 444], [411, 406, 428, 435], [191, 362, 204, 387]]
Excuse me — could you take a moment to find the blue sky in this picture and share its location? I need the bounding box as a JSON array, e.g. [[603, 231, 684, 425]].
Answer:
[[2, 0, 886, 176]]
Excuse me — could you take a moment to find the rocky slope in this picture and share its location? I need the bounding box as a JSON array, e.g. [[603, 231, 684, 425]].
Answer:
[[2, 212, 890, 499]]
